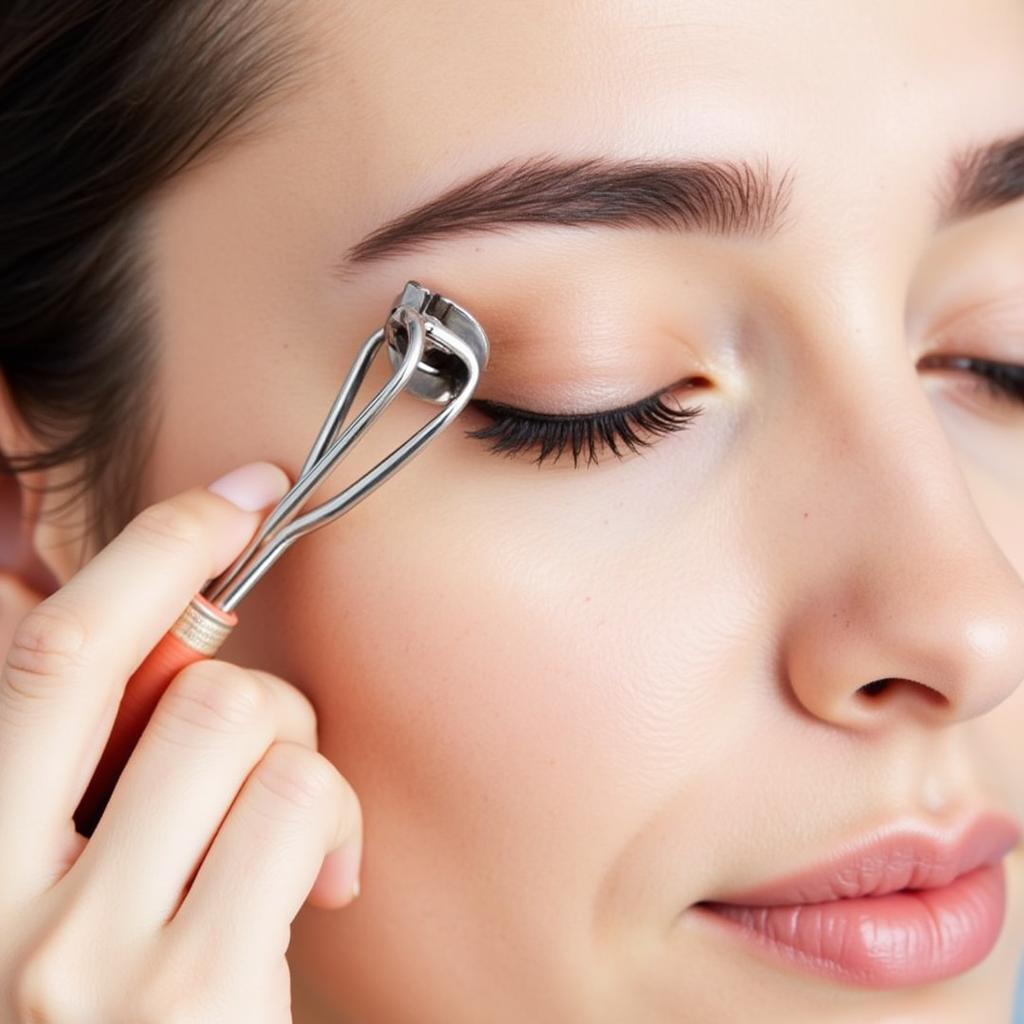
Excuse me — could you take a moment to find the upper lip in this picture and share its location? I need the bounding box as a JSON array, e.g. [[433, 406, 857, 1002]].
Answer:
[[699, 811, 1022, 907]]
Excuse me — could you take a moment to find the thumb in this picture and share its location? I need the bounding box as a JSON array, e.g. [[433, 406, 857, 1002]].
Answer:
[[203, 461, 293, 573]]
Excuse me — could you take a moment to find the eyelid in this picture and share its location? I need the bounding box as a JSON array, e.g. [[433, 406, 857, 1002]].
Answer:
[[469, 373, 711, 421], [926, 297, 1024, 362]]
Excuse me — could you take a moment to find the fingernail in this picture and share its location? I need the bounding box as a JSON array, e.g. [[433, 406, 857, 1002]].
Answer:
[[207, 462, 290, 512]]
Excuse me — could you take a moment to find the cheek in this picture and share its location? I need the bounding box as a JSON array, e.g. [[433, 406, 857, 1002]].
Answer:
[[255, 446, 641, 856]]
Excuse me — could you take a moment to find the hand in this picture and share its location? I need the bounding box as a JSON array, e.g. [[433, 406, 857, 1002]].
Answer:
[[0, 464, 363, 1023]]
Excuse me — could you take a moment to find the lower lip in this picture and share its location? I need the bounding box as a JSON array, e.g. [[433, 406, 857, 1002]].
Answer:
[[693, 861, 1008, 989]]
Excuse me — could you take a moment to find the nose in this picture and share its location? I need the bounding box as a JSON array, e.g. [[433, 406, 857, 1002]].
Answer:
[[774, 348, 1024, 732]]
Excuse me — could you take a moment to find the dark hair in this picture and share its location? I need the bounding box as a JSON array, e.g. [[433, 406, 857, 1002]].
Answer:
[[0, 0, 316, 562]]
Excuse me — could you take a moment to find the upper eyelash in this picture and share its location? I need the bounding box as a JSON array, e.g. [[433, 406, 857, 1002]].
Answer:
[[924, 355, 1024, 406], [464, 379, 707, 468]]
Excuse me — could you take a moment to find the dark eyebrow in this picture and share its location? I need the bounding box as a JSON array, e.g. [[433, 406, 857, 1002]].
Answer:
[[333, 132, 1024, 278], [933, 129, 1024, 229], [333, 153, 794, 278]]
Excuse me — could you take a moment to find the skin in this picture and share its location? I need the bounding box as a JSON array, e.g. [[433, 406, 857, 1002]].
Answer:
[[4, 0, 1024, 1020]]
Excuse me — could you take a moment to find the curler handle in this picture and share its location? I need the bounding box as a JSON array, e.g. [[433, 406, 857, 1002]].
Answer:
[[73, 594, 237, 838]]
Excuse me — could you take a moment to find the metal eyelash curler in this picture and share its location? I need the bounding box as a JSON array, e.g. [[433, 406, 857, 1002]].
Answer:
[[74, 280, 490, 837]]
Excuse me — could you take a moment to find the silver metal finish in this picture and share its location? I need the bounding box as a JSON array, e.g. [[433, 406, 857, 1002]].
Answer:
[[202, 280, 489, 613]]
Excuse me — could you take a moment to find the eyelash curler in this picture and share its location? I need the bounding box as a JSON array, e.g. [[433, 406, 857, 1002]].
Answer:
[[74, 280, 490, 837]]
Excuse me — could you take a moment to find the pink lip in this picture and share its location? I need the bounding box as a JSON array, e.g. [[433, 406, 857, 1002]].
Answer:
[[693, 811, 1021, 988]]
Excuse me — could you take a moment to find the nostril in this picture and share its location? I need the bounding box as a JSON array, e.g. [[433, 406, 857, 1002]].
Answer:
[[857, 677, 951, 710], [860, 678, 892, 697]]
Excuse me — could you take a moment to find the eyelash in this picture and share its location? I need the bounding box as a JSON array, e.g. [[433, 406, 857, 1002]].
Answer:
[[464, 357, 1024, 469], [464, 379, 706, 468], [921, 355, 1024, 407]]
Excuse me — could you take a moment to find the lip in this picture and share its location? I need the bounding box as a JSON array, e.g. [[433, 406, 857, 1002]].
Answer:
[[692, 811, 1021, 989]]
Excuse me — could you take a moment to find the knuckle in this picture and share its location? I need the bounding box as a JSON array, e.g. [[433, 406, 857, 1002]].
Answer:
[[251, 742, 337, 817], [155, 661, 270, 743], [127, 500, 206, 557], [329, 782, 362, 853], [12, 950, 83, 1024], [337, 774, 362, 833], [250, 669, 320, 748], [3, 600, 88, 699]]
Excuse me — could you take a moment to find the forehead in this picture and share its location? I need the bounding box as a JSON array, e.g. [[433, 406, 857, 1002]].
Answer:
[[298, 1, 1024, 149], [283, 1, 1024, 252]]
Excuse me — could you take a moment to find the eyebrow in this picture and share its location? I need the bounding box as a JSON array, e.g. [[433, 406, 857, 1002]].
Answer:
[[333, 131, 1024, 278], [934, 129, 1024, 228]]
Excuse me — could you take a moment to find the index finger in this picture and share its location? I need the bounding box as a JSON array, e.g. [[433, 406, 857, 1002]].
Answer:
[[0, 463, 290, 870]]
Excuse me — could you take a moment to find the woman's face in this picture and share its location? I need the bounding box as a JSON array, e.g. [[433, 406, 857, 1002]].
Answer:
[[137, 1, 1024, 1020]]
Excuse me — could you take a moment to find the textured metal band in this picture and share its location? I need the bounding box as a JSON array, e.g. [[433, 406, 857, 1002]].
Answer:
[[170, 597, 233, 656]]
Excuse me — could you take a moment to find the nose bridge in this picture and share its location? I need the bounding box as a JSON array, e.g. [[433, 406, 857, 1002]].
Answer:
[[796, 338, 998, 578], [763, 312, 1024, 727]]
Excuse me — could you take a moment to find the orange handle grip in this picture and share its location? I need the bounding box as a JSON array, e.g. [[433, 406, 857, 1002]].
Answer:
[[73, 594, 237, 838]]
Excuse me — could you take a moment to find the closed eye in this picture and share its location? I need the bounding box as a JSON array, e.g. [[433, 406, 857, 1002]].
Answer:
[[464, 376, 710, 468], [918, 354, 1024, 408]]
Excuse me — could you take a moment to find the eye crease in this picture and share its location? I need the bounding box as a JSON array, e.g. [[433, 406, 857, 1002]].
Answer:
[[464, 357, 1024, 470]]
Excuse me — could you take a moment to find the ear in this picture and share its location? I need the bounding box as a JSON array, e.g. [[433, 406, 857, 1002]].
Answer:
[[0, 472, 60, 647], [0, 373, 68, 657]]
